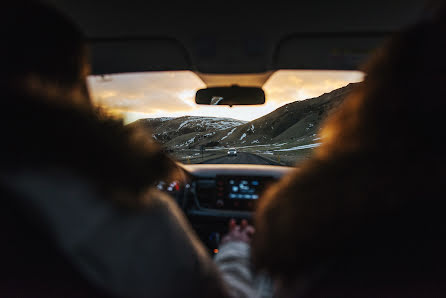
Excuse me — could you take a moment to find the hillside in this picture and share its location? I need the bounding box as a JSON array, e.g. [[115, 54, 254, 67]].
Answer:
[[205, 83, 357, 147], [130, 116, 246, 148], [131, 83, 358, 150]]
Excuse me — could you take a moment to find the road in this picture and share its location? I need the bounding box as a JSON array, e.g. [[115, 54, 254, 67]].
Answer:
[[201, 152, 280, 165]]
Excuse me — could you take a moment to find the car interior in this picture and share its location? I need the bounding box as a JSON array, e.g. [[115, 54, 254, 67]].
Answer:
[[3, 0, 442, 296], [39, 0, 432, 256]]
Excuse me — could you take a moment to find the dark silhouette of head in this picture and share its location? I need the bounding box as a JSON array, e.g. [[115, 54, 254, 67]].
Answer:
[[2, 0, 91, 106], [1, 0, 177, 205], [1, 2, 177, 296], [253, 13, 446, 296]]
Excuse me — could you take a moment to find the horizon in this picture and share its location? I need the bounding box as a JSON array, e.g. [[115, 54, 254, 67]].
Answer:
[[88, 70, 364, 124]]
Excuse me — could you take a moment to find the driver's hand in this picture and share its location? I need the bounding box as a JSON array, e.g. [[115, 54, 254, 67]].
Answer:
[[221, 218, 255, 245]]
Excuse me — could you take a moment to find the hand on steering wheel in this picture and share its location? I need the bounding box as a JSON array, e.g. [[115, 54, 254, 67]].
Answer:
[[221, 218, 255, 245]]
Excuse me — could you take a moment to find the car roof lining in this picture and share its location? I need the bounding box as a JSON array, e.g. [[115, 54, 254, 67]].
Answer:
[[196, 72, 274, 88], [43, 0, 428, 87]]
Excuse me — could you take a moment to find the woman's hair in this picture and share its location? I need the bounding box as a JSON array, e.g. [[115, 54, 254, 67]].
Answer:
[[1, 95, 177, 205], [1, 0, 177, 205], [252, 17, 446, 284], [2, 0, 87, 88]]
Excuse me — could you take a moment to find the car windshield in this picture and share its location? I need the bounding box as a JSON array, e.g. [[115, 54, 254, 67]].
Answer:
[[88, 70, 363, 166]]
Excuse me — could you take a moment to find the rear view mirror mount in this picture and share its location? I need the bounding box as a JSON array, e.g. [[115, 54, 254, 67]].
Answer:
[[195, 85, 265, 106]]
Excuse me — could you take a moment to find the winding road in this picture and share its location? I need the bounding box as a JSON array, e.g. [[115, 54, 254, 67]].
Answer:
[[201, 152, 280, 165]]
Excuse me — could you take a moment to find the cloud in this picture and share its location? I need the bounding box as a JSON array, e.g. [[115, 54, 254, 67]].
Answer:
[[88, 70, 364, 123], [88, 71, 205, 114], [263, 70, 363, 104]]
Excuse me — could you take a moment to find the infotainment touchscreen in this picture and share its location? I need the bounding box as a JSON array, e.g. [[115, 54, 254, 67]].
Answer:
[[227, 178, 260, 200], [215, 176, 274, 210]]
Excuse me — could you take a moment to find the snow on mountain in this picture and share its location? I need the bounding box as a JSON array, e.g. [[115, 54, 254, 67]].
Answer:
[[221, 127, 237, 140], [275, 142, 322, 151], [131, 116, 246, 149], [158, 117, 174, 122], [177, 116, 245, 131]]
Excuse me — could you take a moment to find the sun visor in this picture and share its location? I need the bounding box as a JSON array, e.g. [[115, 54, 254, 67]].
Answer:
[[274, 34, 389, 71], [89, 39, 191, 75], [196, 72, 274, 88]]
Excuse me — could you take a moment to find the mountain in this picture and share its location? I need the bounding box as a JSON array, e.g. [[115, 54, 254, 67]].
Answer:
[[130, 116, 246, 148], [130, 83, 358, 149], [207, 82, 358, 147]]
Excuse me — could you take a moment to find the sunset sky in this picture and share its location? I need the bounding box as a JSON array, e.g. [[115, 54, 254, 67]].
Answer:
[[87, 70, 364, 124]]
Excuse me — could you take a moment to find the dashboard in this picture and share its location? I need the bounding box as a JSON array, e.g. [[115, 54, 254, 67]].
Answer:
[[180, 164, 291, 216], [157, 163, 293, 253]]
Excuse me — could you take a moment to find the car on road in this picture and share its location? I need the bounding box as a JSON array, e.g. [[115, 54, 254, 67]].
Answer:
[[227, 148, 237, 156]]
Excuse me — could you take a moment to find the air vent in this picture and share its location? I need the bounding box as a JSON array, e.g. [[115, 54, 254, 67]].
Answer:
[[195, 179, 216, 209]]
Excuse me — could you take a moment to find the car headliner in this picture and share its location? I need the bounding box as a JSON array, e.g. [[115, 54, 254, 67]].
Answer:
[[44, 0, 428, 87]]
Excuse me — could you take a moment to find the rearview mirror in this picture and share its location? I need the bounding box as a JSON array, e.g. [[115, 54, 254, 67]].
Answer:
[[195, 85, 265, 106]]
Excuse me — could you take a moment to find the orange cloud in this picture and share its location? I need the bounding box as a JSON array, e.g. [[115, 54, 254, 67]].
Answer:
[[88, 70, 363, 124]]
